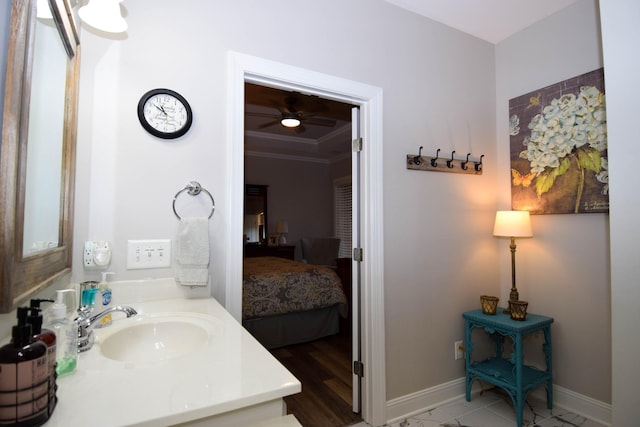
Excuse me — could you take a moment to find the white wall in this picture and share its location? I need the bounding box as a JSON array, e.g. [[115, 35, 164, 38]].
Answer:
[[74, 0, 498, 402], [496, 0, 610, 403], [599, 0, 640, 423]]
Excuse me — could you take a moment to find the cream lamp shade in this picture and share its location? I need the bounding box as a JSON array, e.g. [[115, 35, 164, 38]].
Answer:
[[493, 211, 532, 238], [78, 0, 128, 33], [276, 220, 289, 234], [276, 220, 288, 245]]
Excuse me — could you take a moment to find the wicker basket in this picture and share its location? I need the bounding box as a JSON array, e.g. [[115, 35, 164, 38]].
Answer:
[[480, 295, 499, 315], [509, 300, 528, 321]]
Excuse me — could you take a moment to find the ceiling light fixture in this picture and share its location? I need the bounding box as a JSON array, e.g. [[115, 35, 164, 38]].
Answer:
[[36, 0, 52, 20], [78, 0, 127, 33], [280, 114, 301, 128]]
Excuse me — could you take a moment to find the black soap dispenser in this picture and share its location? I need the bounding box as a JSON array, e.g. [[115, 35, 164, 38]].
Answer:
[[0, 307, 50, 426], [29, 299, 58, 417]]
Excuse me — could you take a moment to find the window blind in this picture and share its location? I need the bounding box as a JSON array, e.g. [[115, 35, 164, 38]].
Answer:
[[334, 181, 352, 258]]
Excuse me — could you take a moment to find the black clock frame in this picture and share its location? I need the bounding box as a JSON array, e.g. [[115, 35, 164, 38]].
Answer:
[[137, 88, 193, 139]]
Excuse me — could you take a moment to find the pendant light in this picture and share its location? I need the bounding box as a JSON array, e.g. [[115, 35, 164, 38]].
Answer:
[[78, 0, 127, 33]]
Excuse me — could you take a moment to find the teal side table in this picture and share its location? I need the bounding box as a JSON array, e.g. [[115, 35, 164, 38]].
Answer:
[[463, 309, 553, 427]]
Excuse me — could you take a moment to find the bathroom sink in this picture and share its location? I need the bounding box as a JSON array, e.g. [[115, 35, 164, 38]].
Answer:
[[99, 315, 212, 363]]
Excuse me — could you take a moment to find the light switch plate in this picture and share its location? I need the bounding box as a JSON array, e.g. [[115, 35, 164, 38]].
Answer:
[[126, 239, 171, 269]]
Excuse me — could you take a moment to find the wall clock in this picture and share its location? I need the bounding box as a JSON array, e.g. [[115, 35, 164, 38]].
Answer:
[[137, 88, 193, 139]]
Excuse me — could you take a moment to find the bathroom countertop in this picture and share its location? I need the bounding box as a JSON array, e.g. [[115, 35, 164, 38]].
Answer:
[[45, 297, 301, 426]]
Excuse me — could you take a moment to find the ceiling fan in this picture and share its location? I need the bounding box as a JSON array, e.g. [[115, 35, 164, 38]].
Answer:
[[247, 94, 337, 134]]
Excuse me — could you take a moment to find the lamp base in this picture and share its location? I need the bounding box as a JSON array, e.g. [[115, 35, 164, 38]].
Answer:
[[503, 287, 520, 314], [278, 234, 287, 245]]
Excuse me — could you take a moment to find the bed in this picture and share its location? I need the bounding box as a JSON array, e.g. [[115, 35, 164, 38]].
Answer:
[[242, 256, 348, 349]]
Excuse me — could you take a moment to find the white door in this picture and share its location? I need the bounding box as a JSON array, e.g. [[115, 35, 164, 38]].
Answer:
[[351, 106, 362, 413]]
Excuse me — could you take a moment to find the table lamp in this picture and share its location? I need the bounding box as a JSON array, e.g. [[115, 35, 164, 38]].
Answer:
[[493, 210, 533, 313], [276, 220, 289, 245]]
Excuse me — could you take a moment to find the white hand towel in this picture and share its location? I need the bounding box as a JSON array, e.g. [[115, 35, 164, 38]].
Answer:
[[176, 217, 209, 287]]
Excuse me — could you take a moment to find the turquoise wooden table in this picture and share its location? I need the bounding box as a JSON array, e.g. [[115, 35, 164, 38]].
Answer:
[[463, 309, 553, 427]]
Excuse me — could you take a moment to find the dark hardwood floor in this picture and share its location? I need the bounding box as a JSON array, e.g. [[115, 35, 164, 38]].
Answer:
[[270, 333, 362, 427]]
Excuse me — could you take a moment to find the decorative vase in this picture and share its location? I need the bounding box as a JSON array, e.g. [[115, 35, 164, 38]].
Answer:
[[509, 300, 528, 321], [480, 295, 499, 315]]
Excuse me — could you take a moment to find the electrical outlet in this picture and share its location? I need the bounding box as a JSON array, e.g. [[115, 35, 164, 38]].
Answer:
[[84, 241, 112, 269], [454, 340, 464, 360]]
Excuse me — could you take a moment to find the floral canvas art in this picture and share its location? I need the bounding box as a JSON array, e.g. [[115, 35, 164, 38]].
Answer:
[[508, 68, 608, 214]]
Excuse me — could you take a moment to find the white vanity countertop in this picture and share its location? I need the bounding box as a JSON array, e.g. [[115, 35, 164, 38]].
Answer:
[[45, 297, 301, 427]]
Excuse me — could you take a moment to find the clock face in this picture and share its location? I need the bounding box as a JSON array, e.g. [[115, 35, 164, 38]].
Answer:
[[137, 89, 193, 139]]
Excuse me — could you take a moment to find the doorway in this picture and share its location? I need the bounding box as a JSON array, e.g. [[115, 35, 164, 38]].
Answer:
[[244, 82, 357, 425], [227, 51, 386, 427]]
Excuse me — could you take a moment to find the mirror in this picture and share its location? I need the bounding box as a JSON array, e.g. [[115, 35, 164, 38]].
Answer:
[[0, 0, 80, 312], [244, 184, 268, 244], [23, 3, 68, 255]]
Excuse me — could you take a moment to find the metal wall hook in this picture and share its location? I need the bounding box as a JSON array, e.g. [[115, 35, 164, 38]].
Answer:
[[474, 154, 485, 172], [461, 153, 470, 170], [430, 148, 440, 167], [413, 146, 423, 165], [446, 150, 456, 168]]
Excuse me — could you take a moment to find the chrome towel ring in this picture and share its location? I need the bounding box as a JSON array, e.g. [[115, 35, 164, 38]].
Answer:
[[172, 181, 215, 219]]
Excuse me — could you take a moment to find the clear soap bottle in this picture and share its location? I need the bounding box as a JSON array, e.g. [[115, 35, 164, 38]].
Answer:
[[48, 289, 78, 376]]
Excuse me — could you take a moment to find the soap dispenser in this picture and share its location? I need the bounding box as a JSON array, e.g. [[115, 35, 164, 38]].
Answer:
[[0, 307, 49, 425], [28, 299, 57, 366], [79, 281, 99, 314], [28, 300, 57, 416], [48, 289, 78, 376], [96, 272, 114, 328]]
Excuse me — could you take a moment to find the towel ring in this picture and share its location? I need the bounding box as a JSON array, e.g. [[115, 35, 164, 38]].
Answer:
[[173, 181, 215, 219]]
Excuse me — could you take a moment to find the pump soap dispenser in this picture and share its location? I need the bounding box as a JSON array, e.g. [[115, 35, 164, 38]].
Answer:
[[0, 307, 49, 425], [48, 289, 78, 376], [96, 272, 115, 328]]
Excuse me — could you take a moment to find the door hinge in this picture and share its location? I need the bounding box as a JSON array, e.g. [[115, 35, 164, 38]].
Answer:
[[353, 247, 363, 262], [352, 137, 363, 152], [353, 361, 364, 378]]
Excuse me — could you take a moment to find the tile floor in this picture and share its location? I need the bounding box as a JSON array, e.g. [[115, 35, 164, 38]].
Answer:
[[350, 388, 607, 427]]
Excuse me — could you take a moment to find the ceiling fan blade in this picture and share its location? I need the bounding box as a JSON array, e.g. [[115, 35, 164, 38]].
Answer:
[[294, 124, 306, 134], [270, 100, 291, 114], [302, 116, 336, 127], [258, 120, 280, 129], [246, 111, 279, 119]]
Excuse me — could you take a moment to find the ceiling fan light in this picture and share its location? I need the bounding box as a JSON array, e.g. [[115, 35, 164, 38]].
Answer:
[[281, 117, 301, 128]]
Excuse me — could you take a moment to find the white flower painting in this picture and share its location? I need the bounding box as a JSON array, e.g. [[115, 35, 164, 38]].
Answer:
[[508, 68, 608, 214]]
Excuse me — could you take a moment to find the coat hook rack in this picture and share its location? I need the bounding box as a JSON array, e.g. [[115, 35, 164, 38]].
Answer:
[[407, 147, 484, 175], [430, 149, 440, 167], [413, 146, 424, 166]]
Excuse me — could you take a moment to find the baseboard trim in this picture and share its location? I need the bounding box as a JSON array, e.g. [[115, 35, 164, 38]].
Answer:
[[530, 384, 612, 426], [385, 378, 470, 424], [386, 378, 611, 426]]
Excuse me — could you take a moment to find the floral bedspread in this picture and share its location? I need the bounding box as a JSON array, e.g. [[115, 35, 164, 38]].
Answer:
[[242, 256, 347, 320]]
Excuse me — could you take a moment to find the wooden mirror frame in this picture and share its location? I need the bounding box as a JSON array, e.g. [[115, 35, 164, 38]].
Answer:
[[0, 0, 80, 312]]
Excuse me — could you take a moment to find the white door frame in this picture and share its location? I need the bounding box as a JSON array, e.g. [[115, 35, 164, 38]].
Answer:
[[226, 51, 386, 426]]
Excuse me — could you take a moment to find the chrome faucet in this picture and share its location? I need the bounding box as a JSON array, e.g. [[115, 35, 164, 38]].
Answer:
[[75, 305, 137, 353]]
